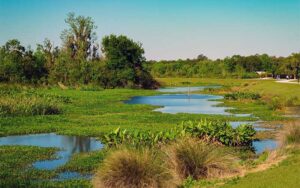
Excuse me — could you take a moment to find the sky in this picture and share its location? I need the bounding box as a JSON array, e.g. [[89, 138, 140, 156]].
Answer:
[[0, 0, 300, 60]]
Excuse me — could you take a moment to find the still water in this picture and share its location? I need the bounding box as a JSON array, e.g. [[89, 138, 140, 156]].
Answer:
[[126, 94, 231, 115], [0, 133, 103, 170], [252, 139, 278, 154]]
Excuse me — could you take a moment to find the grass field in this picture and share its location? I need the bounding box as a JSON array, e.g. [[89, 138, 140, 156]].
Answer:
[[0, 78, 299, 187]]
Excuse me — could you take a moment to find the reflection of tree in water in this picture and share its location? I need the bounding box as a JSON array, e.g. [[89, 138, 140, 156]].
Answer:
[[64, 136, 91, 154]]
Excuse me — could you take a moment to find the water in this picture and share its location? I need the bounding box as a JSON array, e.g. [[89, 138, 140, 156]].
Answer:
[[126, 94, 231, 115], [0, 133, 103, 170], [157, 86, 219, 93], [252, 139, 278, 154], [127, 86, 251, 116], [54, 172, 93, 181], [230, 121, 274, 131]]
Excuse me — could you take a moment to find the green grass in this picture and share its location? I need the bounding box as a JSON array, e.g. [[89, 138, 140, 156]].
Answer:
[[222, 149, 300, 188], [0, 87, 255, 137], [0, 145, 58, 187]]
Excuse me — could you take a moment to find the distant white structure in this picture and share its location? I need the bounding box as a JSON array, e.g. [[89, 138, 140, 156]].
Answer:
[[256, 71, 266, 76]]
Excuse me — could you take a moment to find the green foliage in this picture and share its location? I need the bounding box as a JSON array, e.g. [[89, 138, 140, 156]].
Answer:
[[101, 35, 157, 88], [224, 92, 261, 100], [100, 120, 256, 148], [148, 53, 300, 79]]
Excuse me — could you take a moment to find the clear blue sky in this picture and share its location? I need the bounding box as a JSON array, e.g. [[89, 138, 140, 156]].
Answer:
[[0, 0, 299, 60]]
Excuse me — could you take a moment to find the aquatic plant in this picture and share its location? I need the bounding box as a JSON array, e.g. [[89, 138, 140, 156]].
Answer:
[[100, 120, 256, 148]]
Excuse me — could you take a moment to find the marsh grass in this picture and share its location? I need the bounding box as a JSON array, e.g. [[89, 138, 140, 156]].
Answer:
[[279, 121, 300, 146], [93, 148, 178, 188], [0, 86, 68, 116], [164, 138, 239, 181], [0, 96, 61, 116]]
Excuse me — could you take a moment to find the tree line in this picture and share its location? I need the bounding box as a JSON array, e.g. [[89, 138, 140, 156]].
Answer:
[[147, 53, 300, 79], [0, 13, 157, 88], [0, 13, 299, 87]]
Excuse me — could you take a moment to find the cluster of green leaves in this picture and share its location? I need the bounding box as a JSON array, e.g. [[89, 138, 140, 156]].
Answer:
[[100, 120, 256, 148], [224, 92, 261, 100]]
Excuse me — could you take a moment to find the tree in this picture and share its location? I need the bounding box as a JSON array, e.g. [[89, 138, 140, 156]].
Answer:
[[101, 35, 157, 88], [289, 53, 300, 79], [61, 12, 98, 60], [0, 39, 25, 81], [36, 39, 59, 73], [197, 54, 208, 61]]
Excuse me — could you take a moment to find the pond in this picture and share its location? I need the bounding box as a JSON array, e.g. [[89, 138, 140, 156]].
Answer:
[[230, 121, 274, 131], [0, 133, 103, 171], [126, 86, 251, 116], [126, 94, 231, 115]]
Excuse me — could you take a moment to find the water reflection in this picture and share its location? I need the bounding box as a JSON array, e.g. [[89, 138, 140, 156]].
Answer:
[[0, 133, 103, 170]]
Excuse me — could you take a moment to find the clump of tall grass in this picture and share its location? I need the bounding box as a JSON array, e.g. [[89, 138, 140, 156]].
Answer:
[[268, 96, 299, 111], [279, 121, 300, 146], [93, 148, 177, 188], [164, 138, 239, 180], [0, 96, 61, 116]]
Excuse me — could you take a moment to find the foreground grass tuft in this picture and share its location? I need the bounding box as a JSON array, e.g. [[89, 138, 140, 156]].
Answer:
[[280, 121, 300, 146], [164, 138, 239, 180], [93, 148, 177, 188]]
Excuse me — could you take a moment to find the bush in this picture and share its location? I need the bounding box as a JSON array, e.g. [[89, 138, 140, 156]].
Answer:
[[164, 138, 238, 180], [93, 148, 177, 188], [224, 92, 261, 100]]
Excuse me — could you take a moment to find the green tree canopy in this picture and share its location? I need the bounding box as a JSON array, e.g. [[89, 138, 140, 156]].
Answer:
[[101, 35, 157, 88]]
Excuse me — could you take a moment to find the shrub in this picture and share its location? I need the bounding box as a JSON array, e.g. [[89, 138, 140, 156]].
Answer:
[[93, 148, 177, 188], [224, 92, 261, 100], [164, 138, 238, 180]]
